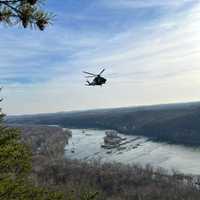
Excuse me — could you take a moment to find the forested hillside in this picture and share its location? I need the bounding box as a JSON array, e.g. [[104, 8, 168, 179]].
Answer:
[[6, 102, 200, 146]]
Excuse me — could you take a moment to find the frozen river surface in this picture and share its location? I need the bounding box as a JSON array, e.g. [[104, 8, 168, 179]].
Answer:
[[65, 129, 200, 175]]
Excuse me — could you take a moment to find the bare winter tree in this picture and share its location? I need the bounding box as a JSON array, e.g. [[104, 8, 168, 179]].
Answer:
[[0, 0, 53, 30]]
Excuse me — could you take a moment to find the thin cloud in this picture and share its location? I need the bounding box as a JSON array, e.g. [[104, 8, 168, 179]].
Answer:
[[1, 1, 200, 114], [101, 0, 197, 9]]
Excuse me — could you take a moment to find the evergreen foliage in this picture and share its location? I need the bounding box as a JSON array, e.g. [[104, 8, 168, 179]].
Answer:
[[0, 89, 64, 200], [0, 0, 52, 30]]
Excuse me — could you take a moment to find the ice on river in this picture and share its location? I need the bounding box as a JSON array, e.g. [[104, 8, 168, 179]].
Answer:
[[65, 129, 200, 175]]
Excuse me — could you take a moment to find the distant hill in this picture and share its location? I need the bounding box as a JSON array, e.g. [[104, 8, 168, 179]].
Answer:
[[6, 101, 200, 146]]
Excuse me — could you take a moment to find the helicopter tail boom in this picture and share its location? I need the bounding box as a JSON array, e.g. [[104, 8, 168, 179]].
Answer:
[[85, 80, 94, 86]]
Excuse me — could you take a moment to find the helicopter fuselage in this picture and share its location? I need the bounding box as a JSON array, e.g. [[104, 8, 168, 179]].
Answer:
[[87, 76, 107, 86], [93, 76, 106, 85], [83, 69, 107, 86]]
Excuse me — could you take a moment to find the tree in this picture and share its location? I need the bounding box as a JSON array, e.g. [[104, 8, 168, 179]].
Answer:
[[0, 88, 64, 200], [0, 0, 53, 30]]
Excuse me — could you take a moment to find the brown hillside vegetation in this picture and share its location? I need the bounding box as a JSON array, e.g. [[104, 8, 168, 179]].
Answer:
[[14, 125, 200, 200], [34, 159, 200, 200]]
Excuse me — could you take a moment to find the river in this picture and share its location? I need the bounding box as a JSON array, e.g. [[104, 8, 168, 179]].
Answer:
[[65, 129, 200, 175]]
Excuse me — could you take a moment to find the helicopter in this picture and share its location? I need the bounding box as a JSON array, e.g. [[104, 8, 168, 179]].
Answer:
[[83, 69, 107, 86]]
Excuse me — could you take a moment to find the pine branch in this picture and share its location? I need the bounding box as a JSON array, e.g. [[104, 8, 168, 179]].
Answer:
[[0, 0, 53, 30]]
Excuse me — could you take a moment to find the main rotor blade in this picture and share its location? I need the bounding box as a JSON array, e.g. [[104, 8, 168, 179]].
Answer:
[[99, 68, 105, 75], [85, 75, 95, 78], [83, 71, 97, 76]]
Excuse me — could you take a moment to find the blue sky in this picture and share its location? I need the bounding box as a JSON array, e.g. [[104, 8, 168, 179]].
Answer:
[[1, 0, 200, 114]]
